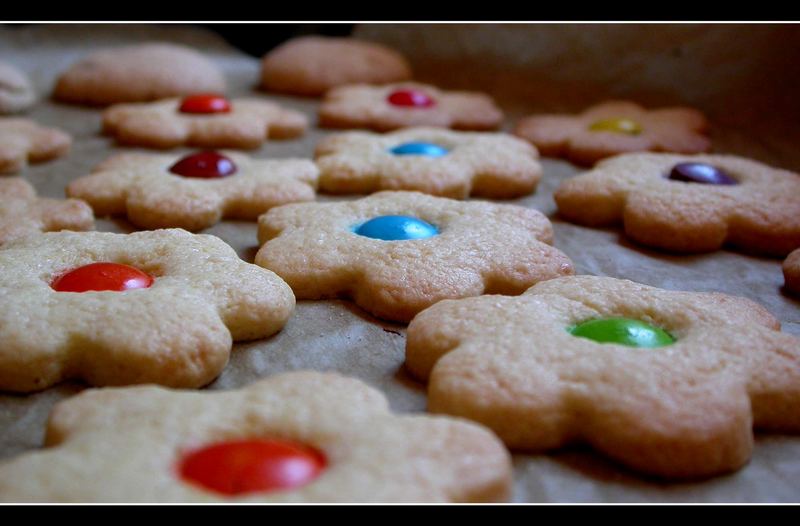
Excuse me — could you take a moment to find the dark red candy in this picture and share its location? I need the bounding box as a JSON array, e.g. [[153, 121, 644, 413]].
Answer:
[[169, 151, 237, 179], [386, 89, 435, 108], [668, 162, 738, 185], [179, 94, 232, 114]]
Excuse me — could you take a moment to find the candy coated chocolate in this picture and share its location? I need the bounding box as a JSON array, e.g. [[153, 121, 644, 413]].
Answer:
[[668, 162, 738, 185], [179, 439, 326, 496], [169, 151, 237, 179], [588, 118, 642, 135], [51, 262, 154, 293], [386, 89, 435, 108], [569, 317, 674, 348], [179, 94, 231, 114], [389, 142, 449, 157], [354, 215, 439, 241]]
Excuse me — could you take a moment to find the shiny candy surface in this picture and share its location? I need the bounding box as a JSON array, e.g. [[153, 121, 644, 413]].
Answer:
[[569, 317, 675, 348], [389, 142, 449, 157], [354, 215, 439, 241], [169, 151, 237, 179], [588, 118, 642, 135], [51, 262, 154, 293], [179, 94, 232, 114], [386, 89, 435, 108], [179, 439, 326, 496], [668, 162, 738, 185]]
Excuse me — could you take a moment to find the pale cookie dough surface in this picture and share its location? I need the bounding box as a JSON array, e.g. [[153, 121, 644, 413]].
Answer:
[[406, 275, 800, 479], [102, 97, 308, 149], [2, 24, 800, 503], [67, 152, 319, 231], [554, 153, 800, 257], [0, 61, 36, 114], [0, 371, 512, 503], [783, 249, 800, 295], [514, 100, 710, 166], [319, 82, 504, 132], [315, 127, 542, 198], [261, 36, 412, 96], [256, 191, 574, 322], [0, 229, 295, 392], [53, 43, 226, 106], [0, 178, 93, 245], [0, 118, 71, 174]]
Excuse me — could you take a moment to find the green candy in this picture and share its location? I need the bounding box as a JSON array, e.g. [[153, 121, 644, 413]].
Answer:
[[568, 317, 674, 348]]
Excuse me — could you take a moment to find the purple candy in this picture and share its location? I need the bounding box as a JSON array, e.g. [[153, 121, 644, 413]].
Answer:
[[668, 162, 738, 185]]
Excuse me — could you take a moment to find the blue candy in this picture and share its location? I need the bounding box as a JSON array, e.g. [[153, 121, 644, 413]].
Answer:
[[389, 142, 449, 158], [353, 215, 439, 241]]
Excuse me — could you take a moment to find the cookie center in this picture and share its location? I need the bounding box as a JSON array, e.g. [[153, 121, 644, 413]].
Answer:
[[667, 162, 738, 185], [568, 317, 674, 348], [386, 89, 436, 108], [588, 118, 642, 135], [354, 215, 439, 241], [178, 439, 326, 496], [390, 142, 449, 157], [169, 151, 237, 179], [179, 94, 232, 114], [51, 262, 153, 293]]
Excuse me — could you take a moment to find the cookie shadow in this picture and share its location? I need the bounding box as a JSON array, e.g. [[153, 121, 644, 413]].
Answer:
[[779, 285, 800, 304], [240, 244, 261, 264], [337, 298, 409, 331], [392, 362, 426, 395], [537, 445, 739, 491]]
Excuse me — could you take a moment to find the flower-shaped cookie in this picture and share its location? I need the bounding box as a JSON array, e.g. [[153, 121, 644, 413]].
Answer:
[[255, 191, 574, 323], [318, 82, 504, 132], [67, 151, 319, 231], [314, 127, 542, 198], [0, 178, 93, 244], [102, 95, 308, 149], [0, 229, 294, 392], [783, 248, 800, 295], [260, 36, 412, 96], [0, 118, 71, 174], [554, 153, 800, 256], [0, 371, 512, 502], [514, 100, 710, 165], [53, 43, 226, 106], [406, 275, 800, 479]]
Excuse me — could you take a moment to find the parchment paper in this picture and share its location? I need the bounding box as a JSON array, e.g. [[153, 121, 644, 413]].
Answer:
[[1, 23, 799, 503]]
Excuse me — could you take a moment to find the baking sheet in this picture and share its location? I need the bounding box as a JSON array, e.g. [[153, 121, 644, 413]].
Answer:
[[1, 23, 799, 503]]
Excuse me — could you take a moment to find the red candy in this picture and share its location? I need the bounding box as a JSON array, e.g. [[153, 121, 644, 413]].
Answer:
[[179, 94, 232, 114], [387, 89, 435, 108], [51, 262, 154, 293], [179, 439, 326, 496], [169, 151, 237, 179]]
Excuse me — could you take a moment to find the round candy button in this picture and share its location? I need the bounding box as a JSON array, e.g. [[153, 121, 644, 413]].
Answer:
[[389, 142, 449, 157], [588, 118, 642, 135], [179, 439, 326, 496], [386, 89, 435, 108], [179, 94, 232, 114], [169, 151, 237, 179], [51, 262, 154, 293], [354, 215, 439, 241], [569, 317, 674, 348], [668, 162, 738, 185]]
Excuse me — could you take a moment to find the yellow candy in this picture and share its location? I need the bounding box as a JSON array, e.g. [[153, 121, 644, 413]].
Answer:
[[588, 118, 642, 135]]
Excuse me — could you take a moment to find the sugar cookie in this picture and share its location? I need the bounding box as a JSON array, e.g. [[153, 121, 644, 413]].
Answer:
[[406, 275, 800, 479]]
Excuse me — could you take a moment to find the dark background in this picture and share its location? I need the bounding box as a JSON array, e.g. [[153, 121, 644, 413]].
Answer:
[[203, 24, 355, 57]]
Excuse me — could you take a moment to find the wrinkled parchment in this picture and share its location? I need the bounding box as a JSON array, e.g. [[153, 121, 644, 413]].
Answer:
[[0, 23, 799, 503]]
